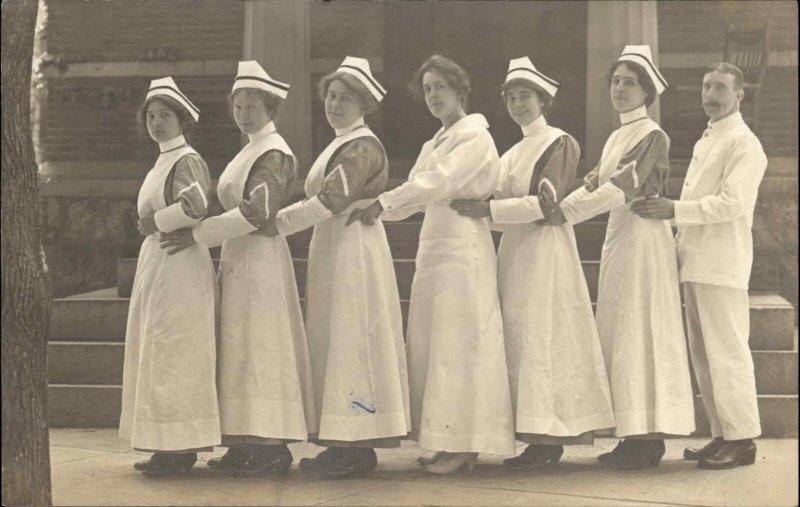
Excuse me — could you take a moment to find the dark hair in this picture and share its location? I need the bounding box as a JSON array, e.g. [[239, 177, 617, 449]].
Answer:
[[227, 88, 284, 121], [500, 78, 554, 115], [408, 55, 471, 111], [705, 62, 744, 91], [136, 95, 196, 140], [607, 60, 657, 107], [317, 71, 379, 115]]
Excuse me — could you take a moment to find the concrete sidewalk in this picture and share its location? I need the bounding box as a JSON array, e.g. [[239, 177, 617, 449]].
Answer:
[[50, 429, 798, 506]]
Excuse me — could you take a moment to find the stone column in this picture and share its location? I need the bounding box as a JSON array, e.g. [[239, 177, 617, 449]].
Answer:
[[585, 1, 660, 166], [243, 1, 312, 173]]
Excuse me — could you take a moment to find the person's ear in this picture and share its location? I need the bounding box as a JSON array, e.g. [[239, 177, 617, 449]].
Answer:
[[736, 88, 745, 102]]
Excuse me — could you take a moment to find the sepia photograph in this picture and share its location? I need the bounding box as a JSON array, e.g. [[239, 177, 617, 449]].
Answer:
[[1, 0, 797, 506]]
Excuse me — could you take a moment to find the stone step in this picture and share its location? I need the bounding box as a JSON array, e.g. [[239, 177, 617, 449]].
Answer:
[[48, 340, 798, 395], [49, 294, 796, 351], [47, 383, 798, 437]]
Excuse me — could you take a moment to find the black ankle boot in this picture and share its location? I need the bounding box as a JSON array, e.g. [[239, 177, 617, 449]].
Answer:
[[233, 444, 293, 477], [615, 439, 664, 471], [299, 447, 339, 473], [207, 446, 249, 471], [319, 448, 378, 479], [504, 445, 564, 468], [142, 452, 197, 478], [684, 437, 723, 461], [597, 439, 633, 464]]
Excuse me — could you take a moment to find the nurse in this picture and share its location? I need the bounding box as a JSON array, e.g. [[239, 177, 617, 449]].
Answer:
[[159, 61, 316, 476], [349, 54, 515, 474], [550, 45, 695, 470], [120, 77, 220, 477], [451, 57, 615, 468], [261, 56, 410, 478]]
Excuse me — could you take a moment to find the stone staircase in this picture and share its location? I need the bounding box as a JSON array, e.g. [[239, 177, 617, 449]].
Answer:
[[48, 210, 798, 436]]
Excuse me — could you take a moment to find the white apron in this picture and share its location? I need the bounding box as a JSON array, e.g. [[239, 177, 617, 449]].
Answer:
[[119, 146, 221, 451], [595, 120, 695, 437], [406, 136, 515, 455], [216, 133, 316, 440], [496, 128, 615, 437], [305, 128, 410, 442]]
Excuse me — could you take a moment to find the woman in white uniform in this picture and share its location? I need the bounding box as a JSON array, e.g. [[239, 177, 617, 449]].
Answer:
[[349, 55, 515, 474], [549, 45, 695, 470], [120, 77, 221, 477], [159, 62, 316, 476], [451, 57, 615, 468], [261, 57, 410, 478]]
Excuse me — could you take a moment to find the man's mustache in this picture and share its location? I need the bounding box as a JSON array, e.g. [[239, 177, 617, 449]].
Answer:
[[703, 101, 721, 107]]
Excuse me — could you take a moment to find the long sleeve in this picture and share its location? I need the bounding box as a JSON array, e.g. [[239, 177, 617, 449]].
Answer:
[[276, 137, 387, 236], [193, 150, 296, 247], [490, 135, 579, 224], [561, 130, 669, 225], [154, 153, 211, 233], [674, 136, 767, 225], [379, 129, 496, 211]]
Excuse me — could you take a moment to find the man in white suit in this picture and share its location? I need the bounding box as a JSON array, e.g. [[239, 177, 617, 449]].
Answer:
[[632, 62, 766, 470]]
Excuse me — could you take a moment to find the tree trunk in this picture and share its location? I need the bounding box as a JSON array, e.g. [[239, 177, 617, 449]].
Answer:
[[1, 0, 53, 506]]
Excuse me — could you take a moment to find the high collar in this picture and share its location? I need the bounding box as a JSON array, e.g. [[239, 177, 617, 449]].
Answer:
[[247, 121, 276, 143], [158, 134, 187, 153], [706, 111, 744, 135], [436, 113, 490, 142], [619, 105, 648, 126], [521, 114, 547, 137], [334, 116, 365, 137]]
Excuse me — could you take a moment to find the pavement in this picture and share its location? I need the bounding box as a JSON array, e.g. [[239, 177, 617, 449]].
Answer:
[[50, 429, 798, 507]]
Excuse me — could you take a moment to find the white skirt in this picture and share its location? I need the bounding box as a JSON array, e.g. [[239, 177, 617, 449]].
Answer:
[[305, 211, 410, 442], [216, 233, 316, 440], [407, 202, 515, 455], [596, 208, 695, 437], [119, 235, 221, 451], [498, 222, 615, 437]]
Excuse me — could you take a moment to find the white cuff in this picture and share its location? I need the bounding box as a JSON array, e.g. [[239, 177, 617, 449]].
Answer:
[[154, 202, 201, 233], [192, 208, 257, 248], [275, 195, 332, 237], [490, 196, 544, 224], [673, 200, 700, 225]]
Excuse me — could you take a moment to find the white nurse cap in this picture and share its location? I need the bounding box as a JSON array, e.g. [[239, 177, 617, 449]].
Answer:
[[335, 56, 386, 102], [145, 77, 200, 121], [232, 60, 290, 99], [504, 57, 560, 98], [617, 45, 668, 95]]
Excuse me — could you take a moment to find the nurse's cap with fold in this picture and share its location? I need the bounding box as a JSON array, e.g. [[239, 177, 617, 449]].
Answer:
[[232, 60, 290, 99], [145, 77, 200, 121], [336, 56, 387, 102], [617, 45, 668, 95], [504, 57, 560, 98]]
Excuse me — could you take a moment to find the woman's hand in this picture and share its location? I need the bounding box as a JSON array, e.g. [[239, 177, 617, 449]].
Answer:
[[539, 187, 566, 226], [631, 196, 675, 220], [158, 228, 196, 255], [450, 199, 490, 219], [346, 200, 383, 226], [137, 213, 158, 237], [254, 218, 279, 237]]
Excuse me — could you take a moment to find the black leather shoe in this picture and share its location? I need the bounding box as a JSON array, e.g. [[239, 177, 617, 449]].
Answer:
[[698, 439, 757, 470], [684, 437, 723, 461], [207, 446, 249, 471], [233, 445, 293, 477], [142, 452, 197, 478], [597, 439, 632, 464], [133, 456, 154, 471], [615, 439, 665, 471], [504, 445, 564, 468], [320, 448, 378, 479]]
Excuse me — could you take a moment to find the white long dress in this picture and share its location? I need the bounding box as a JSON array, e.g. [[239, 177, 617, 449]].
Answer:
[[276, 118, 410, 445], [489, 116, 615, 441], [191, 122, 316, 442], [379, 114, 515, 455], [560, 106, 695, 437], [120, 137, 221, 451]]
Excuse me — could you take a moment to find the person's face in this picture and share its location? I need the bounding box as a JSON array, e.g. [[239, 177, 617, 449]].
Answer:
[[325, 79, 364, 129], [701, 70, 743, 122], [146, 99, 182, 143], [233, 90, 271, 134], [610, 64, 648, 113], [505, 84, 543, 127], [422, 70, 462, 120]]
